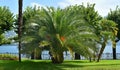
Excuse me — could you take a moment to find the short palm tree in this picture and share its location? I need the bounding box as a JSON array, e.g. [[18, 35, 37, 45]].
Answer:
[[20, 6, 43, 59], [37, 7, 99, 63], [22, 5, 100, 63]]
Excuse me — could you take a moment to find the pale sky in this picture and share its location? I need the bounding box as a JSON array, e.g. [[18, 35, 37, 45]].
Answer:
[[0, 0, 120, 17], [58, 0, 120, 17]]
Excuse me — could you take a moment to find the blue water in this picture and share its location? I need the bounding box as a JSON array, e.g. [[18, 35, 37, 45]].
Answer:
[[0, 41, 120, 53], [0, 42, 120, 60], [104, 41, 120, 53], [0, 44, 18, 53]]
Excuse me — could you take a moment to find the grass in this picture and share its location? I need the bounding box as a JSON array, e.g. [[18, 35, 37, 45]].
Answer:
[[0, 60, 120, 70]]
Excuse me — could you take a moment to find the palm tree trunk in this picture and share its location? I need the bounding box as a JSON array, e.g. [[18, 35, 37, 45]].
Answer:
[[89, 57, 92, 62], [52, 51, 64, 64], [97, 39, 107, 62], [18, 0, 23, 62], [112, 41, 116, 59], [75, 53, 81, 60], [93, 51, 96, 61], [35, 54, 41, 59], [50, 36, 64, 64], [113, 48, 116, 59], [31, 51, 35, 59], [34, 48, 42, 59]]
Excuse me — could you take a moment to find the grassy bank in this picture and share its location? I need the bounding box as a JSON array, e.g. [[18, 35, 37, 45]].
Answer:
[[0, 60, 120, 70]]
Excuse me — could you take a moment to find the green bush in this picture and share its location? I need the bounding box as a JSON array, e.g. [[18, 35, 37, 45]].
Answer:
[[0, 54, 18, 60]]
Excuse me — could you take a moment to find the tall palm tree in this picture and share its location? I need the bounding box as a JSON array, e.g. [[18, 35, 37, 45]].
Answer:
[[18, 0, 23, 62]]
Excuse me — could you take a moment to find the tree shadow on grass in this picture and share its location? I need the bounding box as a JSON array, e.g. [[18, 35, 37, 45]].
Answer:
[[0, 60, 86, 70], [57, 60, 120, 69], [0, 60, 64, 70], [85, 63, 120, 67], [53, 60, 85, 69], [64, 60, 89, 63], [1, 60, 120, 70]]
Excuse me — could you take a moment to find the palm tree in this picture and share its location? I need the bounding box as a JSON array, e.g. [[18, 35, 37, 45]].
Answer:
[[107, 7, 120, 59], [0, 6, 14, 45], [21, 4, 100, 63], [38, 6, 99, 63], [21, 6, 43, 59], [18, 0, 23, 62], [80, 4, 102, 61], [97, 19, 117, 62]]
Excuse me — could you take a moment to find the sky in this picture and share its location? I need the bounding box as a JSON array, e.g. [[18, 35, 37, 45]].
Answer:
[[0, 0, 120, 17], [0, 0, 120, 53]]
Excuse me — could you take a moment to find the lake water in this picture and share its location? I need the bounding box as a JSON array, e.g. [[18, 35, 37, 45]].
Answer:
[[0, 41, 120, 53], [0, 42, 120, 59], [0, 44, 18, 53]]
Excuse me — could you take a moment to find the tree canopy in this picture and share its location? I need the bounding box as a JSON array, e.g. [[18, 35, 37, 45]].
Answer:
[[107, 6, 120, 40], [0, 6, 14, 45]]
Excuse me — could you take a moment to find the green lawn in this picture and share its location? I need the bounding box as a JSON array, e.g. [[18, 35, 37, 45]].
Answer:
[[0, 60, 120, 70]]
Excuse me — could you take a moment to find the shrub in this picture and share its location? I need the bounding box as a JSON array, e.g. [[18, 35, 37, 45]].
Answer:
[[0, 54, 18, 60]]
